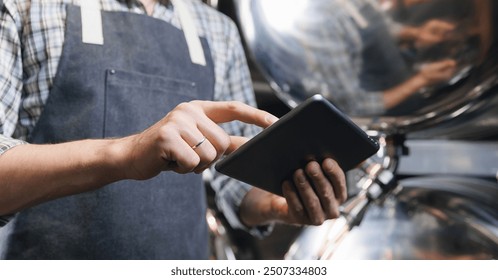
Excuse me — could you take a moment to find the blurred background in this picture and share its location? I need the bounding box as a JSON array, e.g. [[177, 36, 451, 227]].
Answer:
[[204, 0, 498, 260]]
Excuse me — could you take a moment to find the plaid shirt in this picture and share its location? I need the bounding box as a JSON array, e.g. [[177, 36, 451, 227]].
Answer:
[[0, 0, 264, 235]]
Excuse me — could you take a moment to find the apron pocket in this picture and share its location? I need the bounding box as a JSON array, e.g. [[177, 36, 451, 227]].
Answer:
[[104, 69, 198, 137]]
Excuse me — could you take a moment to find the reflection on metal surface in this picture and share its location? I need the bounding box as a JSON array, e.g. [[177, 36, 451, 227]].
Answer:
[[226, 0, 498, 260], [207, 210, 237, 260], [287, 128, 497, 260], [397, 140, 498, 178], [235, 0, 498, 136], [286, 176, 498, 260], [284, 132, 497, 260], [203, 0, 219, 9]]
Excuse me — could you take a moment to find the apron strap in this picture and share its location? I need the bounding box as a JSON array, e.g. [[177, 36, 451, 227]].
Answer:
[[78, 0, 205, 65], [80, 0, 104, 45], [170, 0, 206, 66]]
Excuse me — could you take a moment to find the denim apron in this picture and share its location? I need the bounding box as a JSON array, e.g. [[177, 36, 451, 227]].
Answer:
[[0, 1, 214, 259]]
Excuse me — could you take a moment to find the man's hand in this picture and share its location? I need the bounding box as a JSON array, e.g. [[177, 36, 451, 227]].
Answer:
[[116, 100, 278, 180], [418, 59, 457, 86], [239, 158, 347, 227], [416, 20, 455, 48], [0, 100, 278, 215]]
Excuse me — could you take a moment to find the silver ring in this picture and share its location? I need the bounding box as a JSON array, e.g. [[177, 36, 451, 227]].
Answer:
[[191, 136, 207, 150]]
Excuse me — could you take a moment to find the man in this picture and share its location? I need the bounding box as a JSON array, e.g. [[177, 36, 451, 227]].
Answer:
[[0, 0, 346, 259]]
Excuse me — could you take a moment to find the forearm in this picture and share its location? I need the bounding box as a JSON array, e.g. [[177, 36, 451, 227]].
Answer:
[[239, 187, 276, 227], [383, 74, 426, 109], [0, 100, 277, 216], [0, 139, 126, 215]]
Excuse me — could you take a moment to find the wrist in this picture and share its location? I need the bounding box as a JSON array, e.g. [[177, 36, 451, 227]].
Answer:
[[239, 188, 277, 227], [94, 138, 130, 182], [412, 72, 429, 89]]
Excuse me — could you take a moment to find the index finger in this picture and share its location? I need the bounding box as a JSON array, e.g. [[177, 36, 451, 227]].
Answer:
[[193, 100, 279, 128]]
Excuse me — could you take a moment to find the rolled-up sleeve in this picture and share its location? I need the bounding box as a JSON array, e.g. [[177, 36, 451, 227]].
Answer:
[[1, 1, 25, 226], [0, 134, 25, 155], [1, 1, 24, 145]]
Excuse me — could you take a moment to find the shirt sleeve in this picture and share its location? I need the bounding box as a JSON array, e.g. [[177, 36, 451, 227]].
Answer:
[[209, 18, 273, 238], [1, 1, 24, 146], [0, 2, 26, 227]]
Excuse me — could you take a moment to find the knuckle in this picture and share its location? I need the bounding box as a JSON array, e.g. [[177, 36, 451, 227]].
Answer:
[[305, 197, 320, 212], [295, 181, 308, 191], [165, 110, 187, 124], [176, 102, 191, 111], [226, 100, 243, 111], [189, 100, 201, 106], [157, 125, 174, 142], [293, 206, 305, 217], [320, 190, 335, 202]]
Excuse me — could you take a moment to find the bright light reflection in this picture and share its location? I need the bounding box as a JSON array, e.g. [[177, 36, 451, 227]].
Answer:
[[260, 0, 309, 32]]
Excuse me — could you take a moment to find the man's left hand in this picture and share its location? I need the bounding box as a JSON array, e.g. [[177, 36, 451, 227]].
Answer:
[[239, 158, 347, 227]]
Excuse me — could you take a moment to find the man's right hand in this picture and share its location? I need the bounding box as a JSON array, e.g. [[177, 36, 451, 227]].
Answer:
[[116, 100, 278, 180], [0, 100, 277, 215]]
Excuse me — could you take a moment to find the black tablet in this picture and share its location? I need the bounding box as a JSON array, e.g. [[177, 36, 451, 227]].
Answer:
[[215, 95, 379, 196]]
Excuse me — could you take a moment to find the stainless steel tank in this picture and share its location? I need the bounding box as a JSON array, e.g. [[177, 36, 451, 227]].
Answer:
[[235, 0, 498, 135], [229, 0, 498, 259]]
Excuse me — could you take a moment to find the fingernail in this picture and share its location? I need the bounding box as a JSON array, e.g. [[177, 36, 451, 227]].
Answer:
[[266, 115, 279, 125]]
